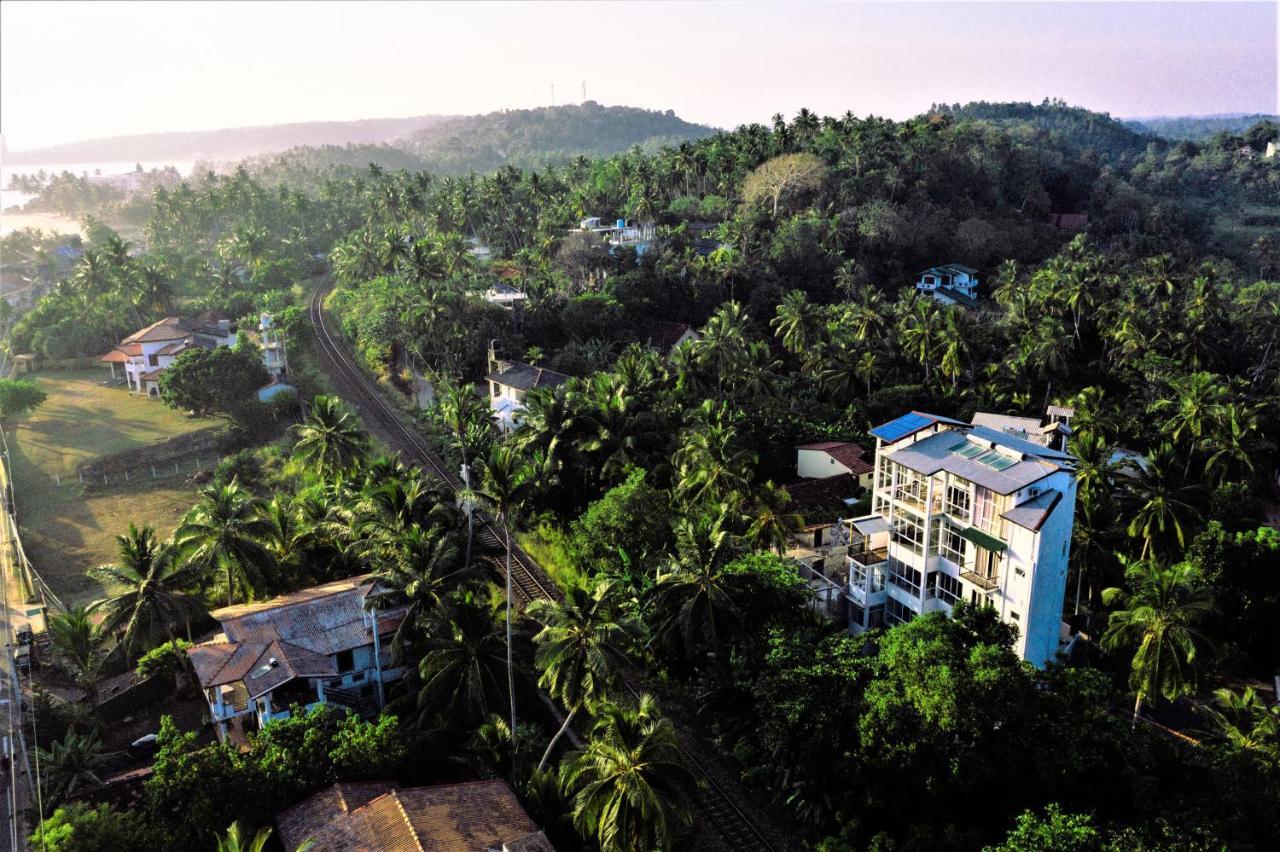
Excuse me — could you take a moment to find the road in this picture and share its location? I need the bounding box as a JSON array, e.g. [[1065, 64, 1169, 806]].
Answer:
[[0, 434, 32, 852], [308, 285, 797, 852]]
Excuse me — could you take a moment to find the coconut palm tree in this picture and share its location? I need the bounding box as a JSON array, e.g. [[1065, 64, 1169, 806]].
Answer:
[[464, 445, 539, 751], [46, 608, 108, 698], [742, 481, 804, 554], [1124, 443, 1200, 559], [436, 380, 493, 569], [415, 592, 518, 730], [772, 290, 821, 355], [176, 480, 275, 606], [561, 694, 697, 852], [292, 395, 367, 477], [1201, 687, 1280, 764], [88, 524, 205, 659], [37, 730, 109, 811], [672, 403, 756, 509], [1101, 558, 1214, 722], [215, 821, 312, 852], [527, 581, 638, 771]]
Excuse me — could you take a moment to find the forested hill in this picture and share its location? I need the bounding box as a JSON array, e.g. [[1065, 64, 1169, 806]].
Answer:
[[394, 101, 719, 173], [2, 114, 452, 165], [936, 99, 1157, 161], [1127, 113, 1280, 141]]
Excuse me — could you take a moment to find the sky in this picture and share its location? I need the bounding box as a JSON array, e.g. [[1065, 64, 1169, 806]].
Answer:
[[1, 0, 1276, 151]]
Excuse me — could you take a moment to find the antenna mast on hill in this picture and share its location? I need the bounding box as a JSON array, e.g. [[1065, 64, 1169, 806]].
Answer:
[[551, 84, 556, 106], [582, 81, 587, 102]]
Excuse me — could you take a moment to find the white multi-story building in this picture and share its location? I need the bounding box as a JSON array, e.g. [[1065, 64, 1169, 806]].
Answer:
[[98, 316, 235, 397], [258, 312, 288, 378], [839, 411, 1077, 667]]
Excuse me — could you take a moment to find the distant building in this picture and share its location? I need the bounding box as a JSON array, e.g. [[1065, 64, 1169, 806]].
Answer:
[[794, 441, 875, 489], [257, 313, 288, 378], [276, 780, 555, 852], [575, 216, 656, 256], [970, 405, 1073, 452], [98, 316, 235, 397], [485, 281, 528, 311], [1265, 141, 1278, 159], [916, 264, 979, 309], [641, 320, 700, 357], [486, 343, 571, 434], [186, 576, 408, 745]]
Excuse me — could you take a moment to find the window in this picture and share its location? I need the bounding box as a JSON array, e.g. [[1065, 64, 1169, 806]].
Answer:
[[973, 486, 997, 532], [148, 354, 159, 367], [876, 460, 893, 491], [1009, 610, 1020, 621], [952, 441, 985, 459], [336, 649, 355, 672], [928, 571, 961, 606], [892, 511, 925, 555], [885, 597, 916, 626], [945, 483, 971, 521], [491, 383, 501, 397], [888, 559, 922, 597]]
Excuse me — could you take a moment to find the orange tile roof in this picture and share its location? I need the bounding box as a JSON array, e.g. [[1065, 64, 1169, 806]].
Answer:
[[798, 441, 872, 476], [276, 780, 550, 852]]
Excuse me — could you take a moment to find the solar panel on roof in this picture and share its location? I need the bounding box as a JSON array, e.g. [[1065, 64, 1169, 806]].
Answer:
[[871, 412, 932, 442]]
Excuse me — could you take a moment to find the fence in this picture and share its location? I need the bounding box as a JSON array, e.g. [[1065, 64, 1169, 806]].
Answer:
[[68, 454, 223, 491]]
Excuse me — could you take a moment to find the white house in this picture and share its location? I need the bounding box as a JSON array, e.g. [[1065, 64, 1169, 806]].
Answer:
[[98, 316, 235, 397], [916, 264, 979, 309], [641, 321, 701, 358], [258, 312, 288, 378], [795, 440, 875, 489], [574, 216, 656, 256], [485, 281, 528, 311], [186, 576, 408, 745], [486, 358, 571, 434], [832, 411, 1078, 667]]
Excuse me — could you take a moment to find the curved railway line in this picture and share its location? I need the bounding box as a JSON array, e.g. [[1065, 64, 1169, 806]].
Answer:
[[308, 284, 786, 852]]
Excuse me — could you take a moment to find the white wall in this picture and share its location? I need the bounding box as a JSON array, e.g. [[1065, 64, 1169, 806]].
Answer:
[[797, 448, 852, 479]]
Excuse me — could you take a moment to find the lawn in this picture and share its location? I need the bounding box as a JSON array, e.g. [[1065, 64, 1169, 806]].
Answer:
[[7, 370, 216, 608]]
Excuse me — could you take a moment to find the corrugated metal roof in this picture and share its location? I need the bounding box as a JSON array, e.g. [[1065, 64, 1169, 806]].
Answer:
[[885, 429, 1061, 494], [1001, 490, 1064, 532], [486, 363, 571, 392]]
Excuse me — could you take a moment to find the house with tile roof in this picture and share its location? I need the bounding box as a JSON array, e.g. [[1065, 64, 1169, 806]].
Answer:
[[641, 320, 700, 357], [916, 263, 980, 309], [276, 780, 555, 852], [486, 343, 571, 434], [185, 576, 408, 744], [845, 411, 1078, 666], [98, 316, 235, 397]]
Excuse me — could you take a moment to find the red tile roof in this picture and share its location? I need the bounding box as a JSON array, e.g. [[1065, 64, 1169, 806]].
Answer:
[[797, 441, 872, 476], [783, 473, 860, 509], [643, 321, 697, 352], [121, 316, 227, 344], [276, 780, 551, 852], [98, 348, 130, 364]]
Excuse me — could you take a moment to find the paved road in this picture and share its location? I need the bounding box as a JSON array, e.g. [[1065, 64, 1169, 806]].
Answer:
[[0, 446, 31, 852]]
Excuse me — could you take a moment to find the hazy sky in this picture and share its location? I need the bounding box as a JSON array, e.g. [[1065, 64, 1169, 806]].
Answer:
[[1, 0, 1276, 150]]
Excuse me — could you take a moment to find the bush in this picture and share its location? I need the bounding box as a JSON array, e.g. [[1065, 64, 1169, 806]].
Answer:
[[571, 468, 672, 583], [136, 639, 192, 680], [30, 803, 152, 852]]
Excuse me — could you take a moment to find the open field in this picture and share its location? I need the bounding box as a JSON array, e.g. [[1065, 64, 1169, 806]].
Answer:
[[0, 210, 84, 237], [7, 370, 217, 607]]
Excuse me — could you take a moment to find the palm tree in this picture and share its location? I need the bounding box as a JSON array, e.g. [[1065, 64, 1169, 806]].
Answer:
[[1152, 371, 1228, 448], [1101, 558, 1214, 722], [464, 445, 539, 751], [1203, 402, 1260, 485], [672, 403, 756, 509], [527, 581, 638, 771], [772, 290, 821, 355], [415, 592, 517, 729], [46, 608, 107, 697], [1124, 443, 1200, 559], [366, 524, 470, 652], [562, 694, 698, 852], [436, 380, 492, 569], [743, 482, 804, 554], [215, 821, 312, 852], [37, 730, 108, 811], [1201, 687, 1280, 764], [292, 395, 367, 477], [176, 480, 275, 606], [88, 524, 205, 659]]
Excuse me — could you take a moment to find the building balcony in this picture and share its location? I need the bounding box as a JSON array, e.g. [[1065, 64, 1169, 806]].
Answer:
[[850, 546, 888, 568], [959, 569, 999, 592]]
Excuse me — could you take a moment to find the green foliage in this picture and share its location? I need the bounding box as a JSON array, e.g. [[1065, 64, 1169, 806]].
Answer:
[[136, 638, 193, 678], [159, 346, 270, 417], [0, 378, 47, 421], [570, 468, 672, 580], [30, 803, 153, 852], [985, 805, 1102, 852]]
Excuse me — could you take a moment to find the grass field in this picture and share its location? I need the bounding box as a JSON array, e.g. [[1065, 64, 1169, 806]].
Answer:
[[7, 370, 215, 607]]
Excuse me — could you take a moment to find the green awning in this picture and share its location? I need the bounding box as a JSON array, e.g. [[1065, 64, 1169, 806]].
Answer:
[[960, 525, 1007, 553]]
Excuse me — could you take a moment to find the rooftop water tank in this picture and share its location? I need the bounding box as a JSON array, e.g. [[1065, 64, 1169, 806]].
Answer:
[[616, 218, 626, 229]]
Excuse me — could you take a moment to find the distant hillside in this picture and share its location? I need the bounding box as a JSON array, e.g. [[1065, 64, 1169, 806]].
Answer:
[[394, 102, 720, 174], [3, 115, 453, 165], [1125, 113, 1280, 141], [939, 100, 1156, 161]]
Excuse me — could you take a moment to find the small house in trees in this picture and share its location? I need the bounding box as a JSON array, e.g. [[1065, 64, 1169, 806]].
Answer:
[[574, 216, 657, 256], [641, 320, 700, 357], [916, 264, 979, 309], [485, 281, 528, 312], [276, 780, 555, 852], [257, 313, 288, 379], [486, 342, 571, 434], [186, 575, 408, 745], [98, 316, 235, 397]]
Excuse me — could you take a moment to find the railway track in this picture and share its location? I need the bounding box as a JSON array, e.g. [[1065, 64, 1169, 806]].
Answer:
[[308, 284, 784, 852]]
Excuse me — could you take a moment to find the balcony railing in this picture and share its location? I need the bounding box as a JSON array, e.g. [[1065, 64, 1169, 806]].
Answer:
[[850, 546, 888, 567], [959, 569, 999, 591]]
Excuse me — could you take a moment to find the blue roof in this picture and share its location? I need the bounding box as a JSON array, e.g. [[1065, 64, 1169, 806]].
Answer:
[[870, 411, 968, 444]]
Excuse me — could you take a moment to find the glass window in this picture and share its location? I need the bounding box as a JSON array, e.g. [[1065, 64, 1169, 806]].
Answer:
[[885, 597, 916, 626], [888, 559, 922, 597], [892, 511, 925, 554], [927, 571, 961, 606], [953, 441, 984, 459], [945, 483, 971, 521]]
